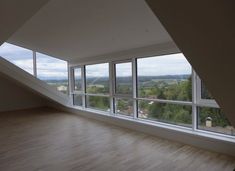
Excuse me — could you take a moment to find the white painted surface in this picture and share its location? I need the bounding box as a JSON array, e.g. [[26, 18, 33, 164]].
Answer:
[[8, 0, 173, 63], [0, 0, 49, 45], [0, 58, 72, 107], [0, 73, 46, 112]]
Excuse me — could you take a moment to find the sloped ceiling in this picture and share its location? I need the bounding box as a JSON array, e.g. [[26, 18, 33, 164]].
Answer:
[[146, 0, 235, 126], [0, 0, 49, 45], [7, 0, 174, 63]]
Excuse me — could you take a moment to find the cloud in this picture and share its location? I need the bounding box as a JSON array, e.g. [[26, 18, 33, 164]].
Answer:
[[0, 43, 68, 79], [1, 43, 192, 80]]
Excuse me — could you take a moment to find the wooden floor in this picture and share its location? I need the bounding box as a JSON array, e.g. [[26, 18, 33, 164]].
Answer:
[[0, 108, 234, 171]]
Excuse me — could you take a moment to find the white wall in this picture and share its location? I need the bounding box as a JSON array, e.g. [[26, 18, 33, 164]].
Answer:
[[0, 73, 47, 112]]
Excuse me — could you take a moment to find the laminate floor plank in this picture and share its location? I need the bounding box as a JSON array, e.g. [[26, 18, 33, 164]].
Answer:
[[0, 108, 234, 171]]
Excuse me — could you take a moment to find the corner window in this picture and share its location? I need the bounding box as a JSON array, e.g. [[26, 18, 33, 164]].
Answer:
[[0, 43, 33, 74], [36, 52, 68, 94]]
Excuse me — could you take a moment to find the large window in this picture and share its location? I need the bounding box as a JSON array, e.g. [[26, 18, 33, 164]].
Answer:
[[137, 54, 192, 101], [197, 107, 234, 136], [74, 67, 82, 92], [113, 61, 133, 117], [73, 67, 83, 107], [85, 63, 109, 94], [0, 43, 33, 74], [114, 62, 132, 95], [137, 54, 192, 126], [36, 52, 68, 94], [138, 100, 192, 126], [85, 63, 110, 111], [71, 53, 234, 139]]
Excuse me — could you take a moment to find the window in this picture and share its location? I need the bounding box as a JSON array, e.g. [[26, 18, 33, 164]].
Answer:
[[36, 52, 68, 94], [73, 67, 84, 107], [71, 53, 235, 139], [84, 63, 110, 112], [113, 61, 133, 116], [73, 94, 83, 107], [114, 62, 132, 95], [0, 43, 33, 74], [197, 107, 234, 136], [201, 82, 213, 100], [74, 67, 82, 92], [136, 54, 192, 127], [86, 95, 110, 112], [196, 77, 234, 136], [85, 63, 109, 94], [137, 54, 192, 101], [138, 100, 192, 127], [115, 98, 133, 116]]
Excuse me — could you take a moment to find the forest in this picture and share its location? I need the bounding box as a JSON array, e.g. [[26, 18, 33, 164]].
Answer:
[[75, 75, 233, 135]]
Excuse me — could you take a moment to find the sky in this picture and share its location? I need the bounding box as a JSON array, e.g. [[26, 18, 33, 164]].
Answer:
[[0, 43, 68, 79], [0, 42, 191, 79]]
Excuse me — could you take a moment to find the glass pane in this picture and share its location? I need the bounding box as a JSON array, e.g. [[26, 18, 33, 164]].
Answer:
[[138, 100, 192, 127], [137, 53, 192, 101], [73, 94, 83, 106], [36, 52, 68, 94], [115, 98, 133, 116], [85, 63, 109, 94], [115, 62, 132, 94], [201, 82, 214, 99], [74, 68, 82, 91], [0, 43, 33, 74], [86, 95, 110, 112], [197, 107, 234, 136]]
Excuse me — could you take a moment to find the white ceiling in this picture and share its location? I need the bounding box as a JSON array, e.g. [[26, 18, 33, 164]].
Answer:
[[0, 0, 49, 45], [8, 0, 174, 63]]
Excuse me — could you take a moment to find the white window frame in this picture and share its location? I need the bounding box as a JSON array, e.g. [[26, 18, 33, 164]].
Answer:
[[84, 62, 111, 112], [69, 53, 235, 141], [112, 60, 134, 117], [71, 66, 84, 108], [196, 74, 219, 108]]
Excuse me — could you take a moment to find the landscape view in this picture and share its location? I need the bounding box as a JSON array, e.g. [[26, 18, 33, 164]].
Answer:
[[73, 59, 234, 136]]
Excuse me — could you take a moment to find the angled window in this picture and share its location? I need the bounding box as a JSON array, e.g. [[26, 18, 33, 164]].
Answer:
[[36, 52, 68, 94], [0, 43, 33, 74], [114, 98, 133, 117]]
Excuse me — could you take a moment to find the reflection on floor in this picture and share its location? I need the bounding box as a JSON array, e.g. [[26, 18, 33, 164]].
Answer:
[[0, 107, 234, 171]]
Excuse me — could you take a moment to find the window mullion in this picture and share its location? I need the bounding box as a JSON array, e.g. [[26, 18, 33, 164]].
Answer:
[[81, 66, 86, 109], [109, 62, 115, 115], [132, 58, 137, 119], [192, 69, 197, 131]]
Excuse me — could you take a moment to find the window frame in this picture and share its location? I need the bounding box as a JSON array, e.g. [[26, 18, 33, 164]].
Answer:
[[70, 53, 235, 140], [112, 60, 134, 117], [196, 74, 219, 108]]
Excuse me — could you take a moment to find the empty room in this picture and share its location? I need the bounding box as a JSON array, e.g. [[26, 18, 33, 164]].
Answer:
[[0, 0, 234, 170]]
